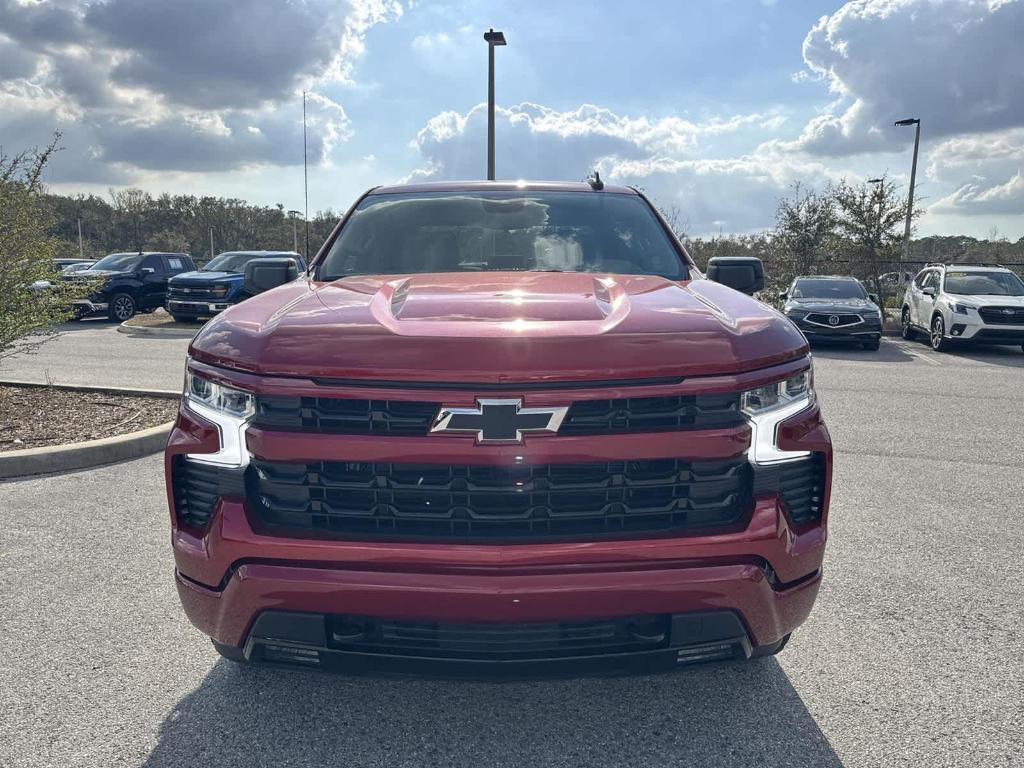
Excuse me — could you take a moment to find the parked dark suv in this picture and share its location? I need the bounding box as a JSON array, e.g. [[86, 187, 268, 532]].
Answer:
[[780, 275, 883, 350], [166, 181, 831, 676], [72, 251, 195, 321], [166, 251, 305, 322]]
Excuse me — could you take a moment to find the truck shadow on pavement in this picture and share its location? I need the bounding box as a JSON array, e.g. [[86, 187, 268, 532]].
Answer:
[[142, 657, 842, 767]]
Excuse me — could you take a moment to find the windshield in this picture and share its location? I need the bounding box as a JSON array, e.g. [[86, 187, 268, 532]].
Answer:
[[318, 191, 687, 280], [791, 279, 867, 300], [944, 271, 1024, 296], [90, 253, 143, 272], [203, 252, 263, 273]]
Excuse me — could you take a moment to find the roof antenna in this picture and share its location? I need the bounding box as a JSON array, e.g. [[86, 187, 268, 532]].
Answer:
[[587, 171, 604, 190]]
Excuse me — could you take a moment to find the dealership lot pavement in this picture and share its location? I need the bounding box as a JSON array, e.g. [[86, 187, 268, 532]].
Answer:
[[1, 337, 1022, 767], [0, 320, 192, 391]]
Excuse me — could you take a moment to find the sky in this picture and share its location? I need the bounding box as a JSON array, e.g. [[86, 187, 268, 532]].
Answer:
[[1, 0, 1022, 239]]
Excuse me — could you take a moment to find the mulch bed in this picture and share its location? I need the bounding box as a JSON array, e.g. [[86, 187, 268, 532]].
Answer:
[[0, 385, 179, 452], [124, 309, 205, 328]]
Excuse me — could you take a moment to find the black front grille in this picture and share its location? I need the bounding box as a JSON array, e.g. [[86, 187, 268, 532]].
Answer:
[[171, 457, 245, 528], [254, 392, 742, 436], [803, 312, 862, 327], [752, 454, 825, 524], [327, 614, 669, 659], [247, 456, 752, 541], [560, 393, 741, 434], [255, 396, 440, 435], [167, 285, 223, 301], [979, 306, 1024, 325]]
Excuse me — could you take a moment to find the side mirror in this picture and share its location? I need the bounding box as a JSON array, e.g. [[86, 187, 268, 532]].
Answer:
[[868, 293, 879, 304], [244, 258, 299, 295], [778, 291, 788, 301], [706, 256, 765, 296], [922, 286, 936, 297], [139, 267, 155, 275]]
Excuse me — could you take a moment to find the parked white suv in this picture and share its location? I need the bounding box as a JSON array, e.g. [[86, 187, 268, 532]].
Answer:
[[901, 264, 1024, 352]]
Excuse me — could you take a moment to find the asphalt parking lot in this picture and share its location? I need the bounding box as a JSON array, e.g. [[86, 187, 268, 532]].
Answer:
[[1, 331, 1022, 767]]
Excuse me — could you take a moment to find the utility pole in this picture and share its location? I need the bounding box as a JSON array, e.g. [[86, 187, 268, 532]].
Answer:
[[209, 227, 214, 260], [77, 218, 84, 259], [483, 29, 506, 180], [894, 118, 921, 263], [303, 91, 310, 258]]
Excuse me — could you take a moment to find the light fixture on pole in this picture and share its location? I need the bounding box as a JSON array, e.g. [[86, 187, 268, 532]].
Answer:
[[287, 210, 302, 253], [894, 118, 921, 262], [483, 28, 506, 181]]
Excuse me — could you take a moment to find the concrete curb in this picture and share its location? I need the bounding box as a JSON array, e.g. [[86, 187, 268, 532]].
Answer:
[[0, 381, 179, 479], [0, 420, 174, 479], [118, 321, 198, 339], [0, 380, 180, 398]]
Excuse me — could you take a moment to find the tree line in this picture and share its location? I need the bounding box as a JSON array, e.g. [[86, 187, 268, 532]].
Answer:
[[36, 169, 1024, 309], [45, 188, 342, 265]]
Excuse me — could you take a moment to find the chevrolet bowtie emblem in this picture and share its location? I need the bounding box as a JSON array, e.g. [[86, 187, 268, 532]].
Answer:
[[431, 399, 568, 443]]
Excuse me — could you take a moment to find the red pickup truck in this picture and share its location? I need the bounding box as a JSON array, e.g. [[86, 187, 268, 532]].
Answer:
[[166, 181, 831, 676]]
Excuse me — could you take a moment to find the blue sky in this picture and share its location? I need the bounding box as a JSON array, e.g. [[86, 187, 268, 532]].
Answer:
[[2, 0, 1022, 238]]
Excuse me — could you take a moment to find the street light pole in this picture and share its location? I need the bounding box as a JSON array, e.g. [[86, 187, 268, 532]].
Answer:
[[483, 28, 506, 181], [895, 118, 921, 263]]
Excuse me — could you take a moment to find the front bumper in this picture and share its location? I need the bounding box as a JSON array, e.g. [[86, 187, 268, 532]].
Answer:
[[167, 299, 231, 315], [72, 299, 109, 315], [166, 363, 832, 674]]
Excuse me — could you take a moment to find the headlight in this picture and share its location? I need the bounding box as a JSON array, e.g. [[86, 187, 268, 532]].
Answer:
[[950, 302, 975, 315], [184, 369, 254, 466], [209, 284, 230, 298], [185, 370, 254, 417], [742, 369, 814, 464]]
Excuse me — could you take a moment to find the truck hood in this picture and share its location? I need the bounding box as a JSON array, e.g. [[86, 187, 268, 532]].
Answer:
[[190, 272, 808, 382], [170, 270, 239, 285]]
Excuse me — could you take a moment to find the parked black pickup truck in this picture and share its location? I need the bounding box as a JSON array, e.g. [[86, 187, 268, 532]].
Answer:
[[71, 251, 195, 321]]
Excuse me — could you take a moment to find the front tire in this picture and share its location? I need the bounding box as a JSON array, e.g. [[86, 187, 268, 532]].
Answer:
[[862, 339, 881, 351], [930, 314, 951, 352], [901, 307, 916, 340], [108, 292, 137, 322]]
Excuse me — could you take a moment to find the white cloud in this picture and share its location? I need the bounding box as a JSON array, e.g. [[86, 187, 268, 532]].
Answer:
[[0, 0, 398, 181], [408, 101, 832, 234], [793, 0, 1024, 155]]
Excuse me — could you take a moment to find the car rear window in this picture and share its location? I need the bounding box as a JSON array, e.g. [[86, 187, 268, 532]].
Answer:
[[317, 191, 688, 280]]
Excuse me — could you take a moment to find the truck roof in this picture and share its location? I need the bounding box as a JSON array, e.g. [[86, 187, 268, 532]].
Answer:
[[368, 180, 639, 196]]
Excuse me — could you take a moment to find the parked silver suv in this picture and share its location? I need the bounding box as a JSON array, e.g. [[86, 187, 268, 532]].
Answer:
[[901, 264, 1024, 352]]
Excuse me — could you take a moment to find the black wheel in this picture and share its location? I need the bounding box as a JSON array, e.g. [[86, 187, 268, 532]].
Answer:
[[862, 339, 881, 351], [900, 307, 916, 340], [751, 633, 791, 658], [212, 640, 247, 663], [930, 314, 950, 352], [108, 292, 137, 322]]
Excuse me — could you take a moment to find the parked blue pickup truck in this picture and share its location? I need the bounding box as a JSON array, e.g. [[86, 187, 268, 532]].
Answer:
[[165, 250, 306, 321]]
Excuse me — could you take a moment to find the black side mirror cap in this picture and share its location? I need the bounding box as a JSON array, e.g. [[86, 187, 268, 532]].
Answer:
[[868, 293, 880, 304], [779, 291, 788, 301], [244, 258, 299, 295], [706, 257, 765, 296]]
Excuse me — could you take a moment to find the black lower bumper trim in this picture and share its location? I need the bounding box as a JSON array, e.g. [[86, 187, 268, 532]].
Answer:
[[240, 609, 756, 678]]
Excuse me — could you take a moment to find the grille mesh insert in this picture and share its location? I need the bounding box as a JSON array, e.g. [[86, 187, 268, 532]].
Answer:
[[247, 456, 752, 541]]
